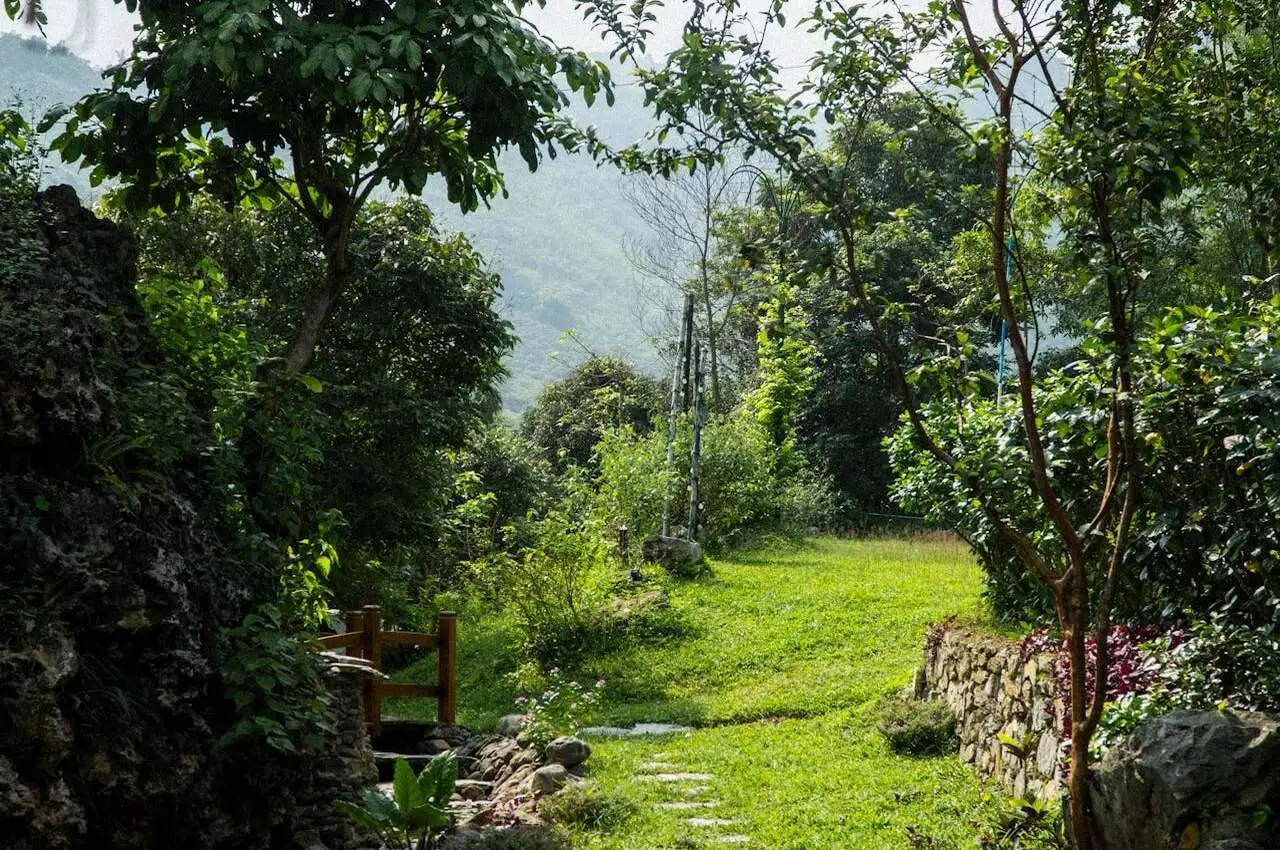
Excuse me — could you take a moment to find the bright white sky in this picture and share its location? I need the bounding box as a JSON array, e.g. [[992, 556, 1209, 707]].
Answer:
[[0, 0, 999, 71]]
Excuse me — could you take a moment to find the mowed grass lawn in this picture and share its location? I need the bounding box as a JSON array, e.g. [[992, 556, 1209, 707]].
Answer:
[[393, 537, 994, 849]]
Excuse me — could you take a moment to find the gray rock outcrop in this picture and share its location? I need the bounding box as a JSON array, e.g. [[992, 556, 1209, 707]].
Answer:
[[642, 535, 705, 576], [528, 764, 571, 795], [1091, 710, 1280, 850], [545, 736, 591, 768]]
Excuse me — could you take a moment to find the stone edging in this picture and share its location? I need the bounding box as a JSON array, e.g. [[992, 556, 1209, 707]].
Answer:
[[917, 625, 1063, 799]]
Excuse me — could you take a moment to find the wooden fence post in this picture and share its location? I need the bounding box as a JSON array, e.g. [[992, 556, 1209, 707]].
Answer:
[[437, 611, 458, 724], [344, 610, 363, 659], [363, 605, 382, 731]]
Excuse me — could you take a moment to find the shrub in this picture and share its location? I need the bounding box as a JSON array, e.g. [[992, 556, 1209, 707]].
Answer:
[[889, 300, 1280, 629], [218, 604, 335, 755], [461, 826, 570, 850], [539, 782, 636, 831], [475, 498, 614, 661], [514, 668, 605, 751], [594, 411, 839, 551], [875, 697, 957, 757]]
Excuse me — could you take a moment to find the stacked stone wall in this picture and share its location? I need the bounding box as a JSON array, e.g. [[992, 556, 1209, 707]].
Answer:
[[919, 626, 1062, 799]]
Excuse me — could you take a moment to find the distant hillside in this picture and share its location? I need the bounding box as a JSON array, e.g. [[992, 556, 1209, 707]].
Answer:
[[0, 34, 667, 412], [0, 35, 107, 193]]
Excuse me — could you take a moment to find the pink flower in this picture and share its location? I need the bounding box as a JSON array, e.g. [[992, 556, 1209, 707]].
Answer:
[[515, 696, 526, 704], [595, 679, 606, 689]]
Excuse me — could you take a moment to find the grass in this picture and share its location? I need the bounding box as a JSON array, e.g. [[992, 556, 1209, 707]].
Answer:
[[391, 537, 997, 849]]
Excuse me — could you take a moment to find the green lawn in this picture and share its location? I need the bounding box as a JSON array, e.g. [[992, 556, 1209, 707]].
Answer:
[[393, 537, 996, 849]]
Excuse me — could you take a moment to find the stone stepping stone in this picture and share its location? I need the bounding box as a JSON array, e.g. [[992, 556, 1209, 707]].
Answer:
[[639, 761, 681, 771], [686, 817, 736, 828], [674, 785, 711, 795], [713, 836, 750, 844], [655, 801, 721, 810], [637, 772, 714, 782], [581, 723, 693, 737]]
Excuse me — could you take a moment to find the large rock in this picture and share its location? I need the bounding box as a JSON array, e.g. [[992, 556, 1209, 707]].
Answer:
[[528, 764, 571, 795], [1090, 710, 1280, 850], [641, 535, 705, 576], [544, 736, 591, 769], [495, 715, 527, 738]]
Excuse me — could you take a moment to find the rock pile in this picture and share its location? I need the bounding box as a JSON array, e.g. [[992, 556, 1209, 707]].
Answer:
[[383, 719, 595, 847]]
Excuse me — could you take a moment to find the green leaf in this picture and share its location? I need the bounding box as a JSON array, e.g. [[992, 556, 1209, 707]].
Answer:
[[419, 752, 458, 802], [349, 70, 373, 103], [296, 373, 323, 393], [334, 799, 388, 830], [393, 758, 427, 816], [361, 787, 400, 825]]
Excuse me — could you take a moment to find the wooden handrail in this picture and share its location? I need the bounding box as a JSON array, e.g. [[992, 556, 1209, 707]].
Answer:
[[319, 606, 458, 731]]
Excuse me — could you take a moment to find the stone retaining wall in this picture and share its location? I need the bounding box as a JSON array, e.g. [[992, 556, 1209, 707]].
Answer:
[[290, 663, 379, 850], [918, 626, 1062, 799]]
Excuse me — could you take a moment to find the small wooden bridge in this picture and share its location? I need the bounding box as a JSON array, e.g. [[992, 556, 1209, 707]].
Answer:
[[318, 605, 457, 731]]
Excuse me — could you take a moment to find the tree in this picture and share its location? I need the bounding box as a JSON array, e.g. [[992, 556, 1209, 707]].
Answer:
[[135, 197, 515, 595], [38, 0, 611, 374], [586, 1, 1217, 844], [521, 356, 664, 472], [623, 147, 755, 411]]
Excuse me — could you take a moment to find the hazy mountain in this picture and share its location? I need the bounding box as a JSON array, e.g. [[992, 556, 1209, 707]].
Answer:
[[0, 34, 667, 412]]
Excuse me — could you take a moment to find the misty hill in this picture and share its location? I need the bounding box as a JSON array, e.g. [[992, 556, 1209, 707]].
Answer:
[[0, 34, 667, 412]]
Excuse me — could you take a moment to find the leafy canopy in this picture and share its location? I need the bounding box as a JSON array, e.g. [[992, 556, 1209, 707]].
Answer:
[[43, 0, 613, 218]]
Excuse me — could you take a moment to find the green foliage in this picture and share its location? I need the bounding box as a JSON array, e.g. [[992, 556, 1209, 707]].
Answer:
[[0, 109, 42, 288], [1156, 615, 1280, 714], [594, 411, 838, 551], [889, 300, 1280, 628], [133, 199, 515, 619], [475, 494, 613, 661], [744, 281, 818, 462], [521, 357, 664, 472], [974, 792, 1066, 850], [459, 826, 570, 850], [875, 697, 957, 758], [539, 782, 636, 831], [49, 0, 611, 215], [219, 604, 334, 755], [514, 669, 605, 751], [336, 754, 458, 850]]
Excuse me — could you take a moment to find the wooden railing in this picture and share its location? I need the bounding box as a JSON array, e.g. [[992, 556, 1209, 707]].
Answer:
[[317, 605, 457, 730]]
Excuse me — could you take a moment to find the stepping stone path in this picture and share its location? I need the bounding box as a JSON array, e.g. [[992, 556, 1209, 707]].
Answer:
[[631, 750, 752, 846]]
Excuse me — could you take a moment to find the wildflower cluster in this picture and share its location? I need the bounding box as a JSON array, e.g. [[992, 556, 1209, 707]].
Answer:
[[514, 667, 606, 751]]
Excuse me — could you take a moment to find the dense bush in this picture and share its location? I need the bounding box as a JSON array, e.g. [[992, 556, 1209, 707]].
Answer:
[[1094, 614, 1280, 756], [134, 199, 515, 618], [594, 411, 838, 551], [890, 301, 1280, 628], [875, 697, 957, 757], [521, 356, 664, 472]]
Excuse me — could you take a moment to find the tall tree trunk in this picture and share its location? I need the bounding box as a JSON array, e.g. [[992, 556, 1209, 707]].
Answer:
[[702, 287, 721, 411]]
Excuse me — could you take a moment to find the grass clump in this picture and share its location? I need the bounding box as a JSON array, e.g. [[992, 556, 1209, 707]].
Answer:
[[461, 825, 570, 850], [539, 782, 637, 831], [876, 696, 958, 757]]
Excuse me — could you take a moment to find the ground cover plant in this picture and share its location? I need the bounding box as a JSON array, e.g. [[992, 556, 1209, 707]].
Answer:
[[393, 537, 998, 849]]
